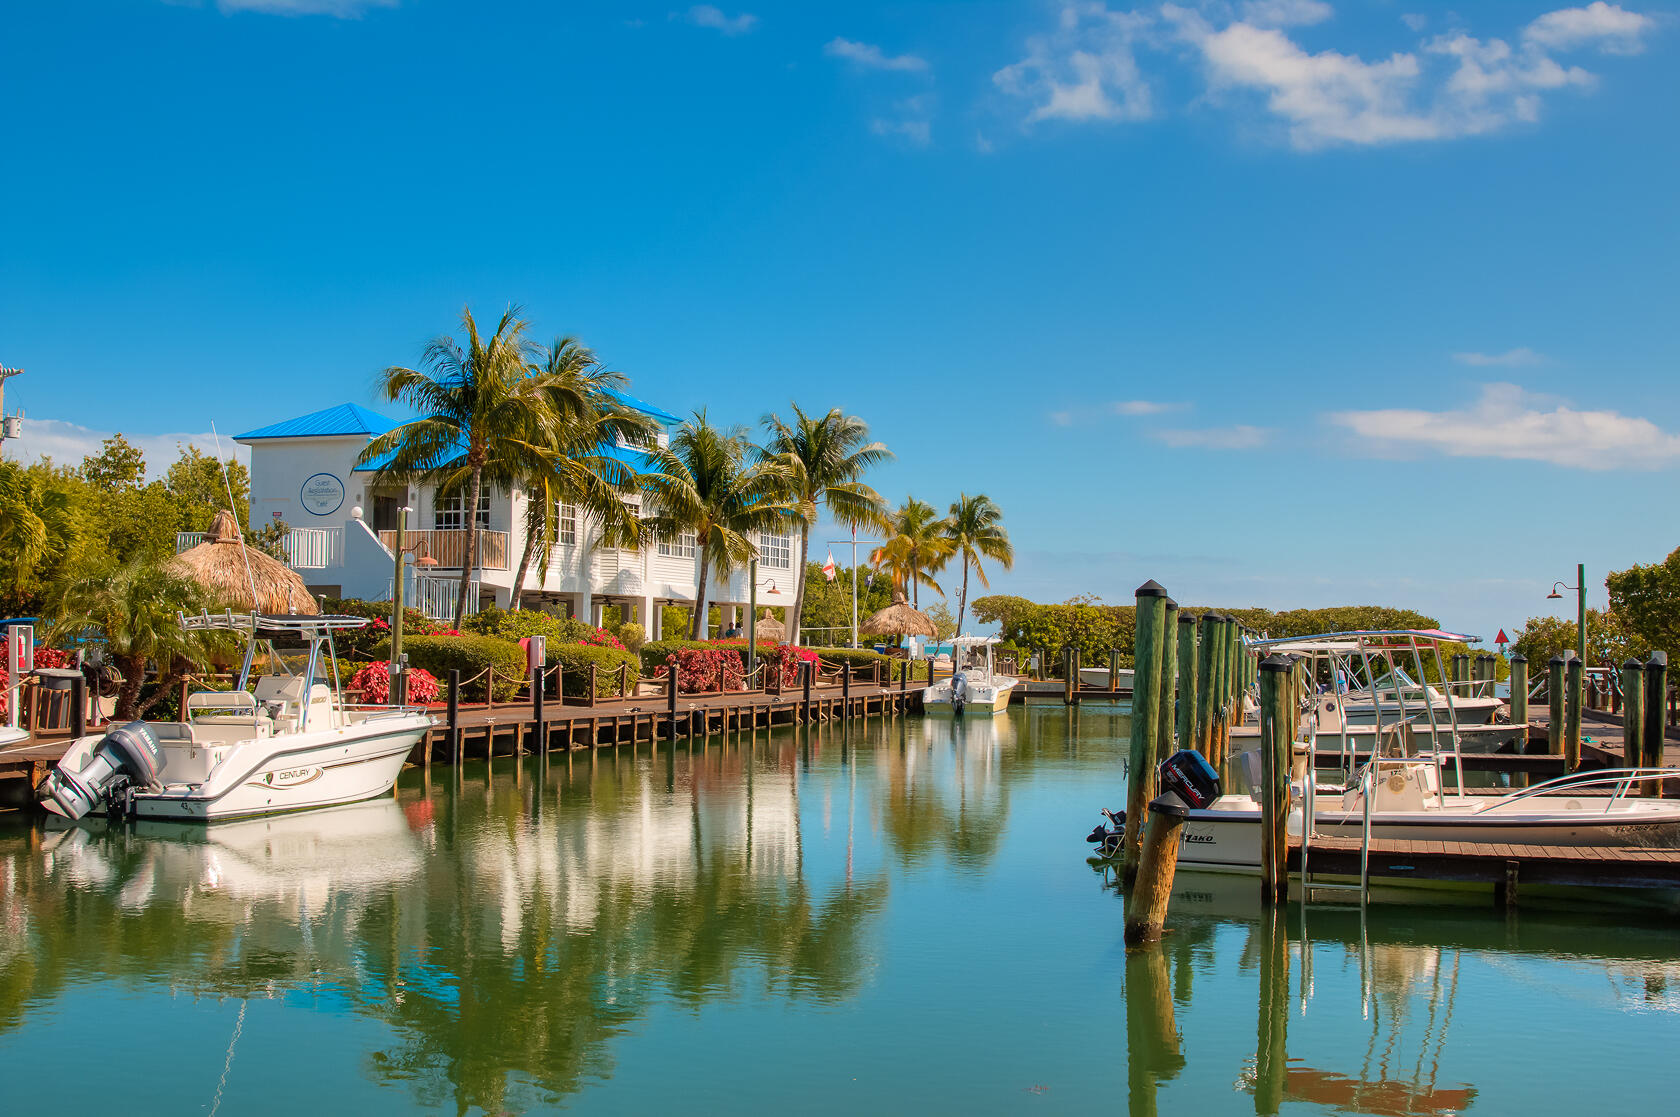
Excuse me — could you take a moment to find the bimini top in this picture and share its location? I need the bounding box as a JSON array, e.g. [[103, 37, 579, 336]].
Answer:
[[178, 610, 372, 634], [1251, 629, 1479, 651], [949, 635, 1002, 647]]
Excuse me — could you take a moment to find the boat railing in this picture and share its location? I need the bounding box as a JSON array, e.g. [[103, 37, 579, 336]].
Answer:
[[1472, 767, 1677, 814], [1302, 760, 1373, 901]]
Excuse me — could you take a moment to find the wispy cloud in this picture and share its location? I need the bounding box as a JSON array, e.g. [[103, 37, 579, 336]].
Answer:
[[1526, 2, 1653, 54], [207, 0, 397, 14], [1, 418, 250, 477], [1048, 410, 1075, 426], [993, 3, 1155, 124], [1328, 383, 1680, 470], [1239, 0, 1333, 28], [1112, 399, 1183, 415], [682, 5, 756, 36], [825, 37, 929, 72], [871, 94, 935, 145], [1154, 425, 1272, 450], [1452, 347, 1545, 367]]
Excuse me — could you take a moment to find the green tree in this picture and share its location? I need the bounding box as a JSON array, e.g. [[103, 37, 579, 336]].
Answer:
[[1606, 547, 1680, 653], [869, 497, 953, 608], [163, 444, 250, 531], [941, 493, 1013, 636], [359, 305, 561, 628], [1510, 608, 1648, 669], [48, 558, 221, 718], [78, 434, 146, 490], [795, 560, 894, 645], [761, 405, 891, 643], [642, 413, 796, 639], [925, 600, 958, 640], [507, 336, 657, 605]]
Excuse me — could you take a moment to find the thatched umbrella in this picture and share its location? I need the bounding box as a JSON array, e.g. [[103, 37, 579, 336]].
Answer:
[[754, 608, 786, 644], [170, 510, 320, 615], [860, 587, 938, 640]]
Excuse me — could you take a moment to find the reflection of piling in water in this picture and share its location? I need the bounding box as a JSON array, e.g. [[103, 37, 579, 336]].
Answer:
[[1254, 905, 1290, 1117], [1124, 945, 1185, 1117]]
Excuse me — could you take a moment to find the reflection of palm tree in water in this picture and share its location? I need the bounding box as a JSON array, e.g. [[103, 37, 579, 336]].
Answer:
[[879, 715, 1018, 869]]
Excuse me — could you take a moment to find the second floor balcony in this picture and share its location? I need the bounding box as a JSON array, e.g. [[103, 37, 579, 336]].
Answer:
[[378, 528, 509, 571]]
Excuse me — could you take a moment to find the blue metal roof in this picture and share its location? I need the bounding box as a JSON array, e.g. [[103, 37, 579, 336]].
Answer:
[[605, 387, 683, 426], [235, 403, 395, 442], [355, 436, 657, 475]]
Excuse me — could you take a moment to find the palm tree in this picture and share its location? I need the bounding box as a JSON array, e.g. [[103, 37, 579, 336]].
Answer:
[[869, 497, 953, 608], [942, 494, 1013, 636], [642, 414, 797, 639], [507, 337, 660, 605], [49, 558, 221, 719], [761, 405, 891, 644], [358, 305, 559, 629]]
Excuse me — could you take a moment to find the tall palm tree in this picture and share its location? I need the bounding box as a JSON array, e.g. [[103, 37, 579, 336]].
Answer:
[[869, 497, 953, 608], [642, 414, 797, 639], [942, 493, 1013, 636], [761, 405, 891, 644], [507, 337, 660, 605], [358, 305, 559, 628]]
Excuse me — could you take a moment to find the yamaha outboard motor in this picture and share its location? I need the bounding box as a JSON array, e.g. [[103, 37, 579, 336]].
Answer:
[[38, 722, 162, 821], [950, 671, 968, 716]]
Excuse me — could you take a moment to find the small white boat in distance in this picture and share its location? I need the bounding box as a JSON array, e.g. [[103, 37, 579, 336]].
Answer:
[[1078, 666, 1135, 691], [39, 611, 432, 822], [924, 636, 1017, 716]]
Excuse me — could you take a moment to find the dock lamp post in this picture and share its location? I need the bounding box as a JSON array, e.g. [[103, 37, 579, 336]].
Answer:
[[1546, 563, 1588, 666]]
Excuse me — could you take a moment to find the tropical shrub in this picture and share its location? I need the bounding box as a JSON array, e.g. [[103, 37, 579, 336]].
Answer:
[[1607, 548, 1680, 654], [654, 647, 745, 693], [762, 644, 819, 688], [321, 598, 452, 657], [33, 647, 72, 669], [618, 622, 646, 655], [464, 605, 594, 644], [548, 643, 640, 699], [348, 662, 441, 704], [370, 634, 527, 702]]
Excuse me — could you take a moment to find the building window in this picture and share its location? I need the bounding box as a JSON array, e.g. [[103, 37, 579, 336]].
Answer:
[[554, 501, 577, 546], [759, 532, 791, 569], [658, 530, 697, 559], [433, 492, 490, 531]]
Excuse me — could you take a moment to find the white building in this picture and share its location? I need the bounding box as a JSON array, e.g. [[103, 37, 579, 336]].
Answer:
[[226, 400, 800, 635]]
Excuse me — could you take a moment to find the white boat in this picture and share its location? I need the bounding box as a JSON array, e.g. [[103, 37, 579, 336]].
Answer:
[[1078, 666, 1134, 691], [38, 612, 432, 822], [0, 725, 26, 749], [924, 635, 1017, 716]]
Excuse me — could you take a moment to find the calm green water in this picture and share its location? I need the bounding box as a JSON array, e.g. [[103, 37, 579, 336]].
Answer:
[[2, 707, 1677, 1114]]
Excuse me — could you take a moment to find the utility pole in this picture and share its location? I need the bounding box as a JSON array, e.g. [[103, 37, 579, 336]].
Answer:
[[828, 527, 882, 648], [0, 366, 23, 440]]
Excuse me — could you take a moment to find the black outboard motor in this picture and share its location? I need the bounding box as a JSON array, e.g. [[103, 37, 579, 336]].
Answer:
[[1158, 749, 1221, 809], [951, 671, 968, 716], [38, 722, 162, 821]]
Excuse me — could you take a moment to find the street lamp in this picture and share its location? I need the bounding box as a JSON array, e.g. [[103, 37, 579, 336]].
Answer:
[[1545, 562, 1587, 665]]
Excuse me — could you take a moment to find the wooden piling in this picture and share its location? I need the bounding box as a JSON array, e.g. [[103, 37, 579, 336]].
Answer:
[[446, 669, 461, 762], [1195, 613, 1217, 761], [1063, 646, 1075, 705], [1122, 580, 1169, 886], [1123, 796, 1189, 946], [1508, 654, 1528, 728], [531, 665, 546, 752], [1621, 657, 1645, 774], [1565, 655, 1583, 772], [1156, 601, 1178, 760], [71, 675, 86, 739], [802, 660, 814, 723], [1175, 611, 1197, 748], [1644, 652, 1668, 795], [841, 660, 851, 717], [666, 656, 678, 741], [1258, 654, 1290, 904], [1547, 655, 1565, 756]]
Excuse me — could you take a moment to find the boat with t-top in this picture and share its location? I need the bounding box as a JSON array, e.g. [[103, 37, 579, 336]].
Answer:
[[923, 635, 1018, 715]]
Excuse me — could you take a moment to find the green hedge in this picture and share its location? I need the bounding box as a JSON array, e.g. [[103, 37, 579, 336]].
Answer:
[[371, 634, 528, 702], [463, 605, 600, 644], [549, 643, 641, 699]]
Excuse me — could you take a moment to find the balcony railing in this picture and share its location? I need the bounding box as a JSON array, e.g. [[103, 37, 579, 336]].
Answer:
[[378, 529, 508, 571], [388, 575, 483, 622], [176, 527, 342, 570]]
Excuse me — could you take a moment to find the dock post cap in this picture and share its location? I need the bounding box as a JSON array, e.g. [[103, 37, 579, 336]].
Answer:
[[1146, 794, 1190, 819], [1135, 580, 1168, 598], [1509, 652, 1527, 663], [1177, 611, 1197, 624], [1647, 651, 1668, 668], [1259, 654, 1291, 672], [1548, 654, 1566, 665], [1164, 598, 1178, 611], [1623, 657, 1645, 670]]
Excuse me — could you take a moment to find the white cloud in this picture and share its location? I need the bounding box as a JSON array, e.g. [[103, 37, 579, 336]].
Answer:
[[1328, 383, 1680, 470], [1452, 347, 1545, 367], [1239, 0, 1333, 28], [1524, 3, 1653, 55], [1112, 399, 1182, 415], [1400, 13, 1429, 33], [1048, 410, 1075, 426], [683, 5, 756, 36], [825, 37, 929, 72], [993, 2, 1155, 124], [213, 0, 396, 14], [1, 418, 250, 478], [1154, 425, 1271, 449], [871, 94, 934, 145]]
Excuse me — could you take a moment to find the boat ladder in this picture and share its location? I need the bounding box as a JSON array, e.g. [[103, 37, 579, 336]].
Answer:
[[1298, 761, 1373, 903]]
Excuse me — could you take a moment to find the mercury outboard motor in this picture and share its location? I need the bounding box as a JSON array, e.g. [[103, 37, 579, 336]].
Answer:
[[38, 722, 162, 821], [951, 671, 968, 716]]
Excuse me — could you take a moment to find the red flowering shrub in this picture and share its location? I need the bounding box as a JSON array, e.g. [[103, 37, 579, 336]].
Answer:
[[762, 645, 819, 688], [580, 626, 625, 652], [656, 647, 745, 693], [33, 648, 71, 669], [347, 662, 439, 705]]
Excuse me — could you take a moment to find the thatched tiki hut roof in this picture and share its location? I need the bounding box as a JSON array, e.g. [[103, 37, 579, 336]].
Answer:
[[170, 510, 319, 615], [860, 588, 937, 639], [753, 608, 786, 643]]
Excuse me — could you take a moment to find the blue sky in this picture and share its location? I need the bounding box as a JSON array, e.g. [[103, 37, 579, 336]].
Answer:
[[3, 0, 1677, 643]]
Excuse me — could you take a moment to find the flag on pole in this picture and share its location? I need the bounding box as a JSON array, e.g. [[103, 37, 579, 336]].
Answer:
[[822, 550, 837, 582]]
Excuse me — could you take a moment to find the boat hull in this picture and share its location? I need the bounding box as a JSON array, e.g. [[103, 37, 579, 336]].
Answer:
[[924, 683, 1014, 715]]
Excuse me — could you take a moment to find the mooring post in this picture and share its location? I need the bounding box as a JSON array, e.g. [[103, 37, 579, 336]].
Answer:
[[1071, 647, 1082, 705], [1258, 654, 1290, 904], [1222, 616, 1241, 750], [446, 669, 460, 762], [1621, 657, 1645, 776], [1211, 615, 1231, 769], [71, 675, 86, 739], [1644, 652, 1668, 795], [1194, 614, 1217, 762], [1565, 655, 1583, 772], [1123, 795, 1189, 946], [1509, 653, 1528, 730], [531, 664, 546, 752], [841, 660, 851, 718], [1547, 655, 1565, 756], [666, 655, 678, 740], [1122, 580, 1169, 886], [803, 659, 814, 723], [1176, 611, 1197, 748], [1109, 647, 1122, 695], [1157, 600, 1178, 759]]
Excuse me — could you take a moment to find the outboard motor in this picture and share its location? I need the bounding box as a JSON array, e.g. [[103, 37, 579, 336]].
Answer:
[[951, 671, 968, 716], [38, 722, 162, 821], [1158, 749, 1221, 809]]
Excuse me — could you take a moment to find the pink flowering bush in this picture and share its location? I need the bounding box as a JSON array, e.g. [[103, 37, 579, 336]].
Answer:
[[348, 662, 440, 705], [656, 647, 745, 693]]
